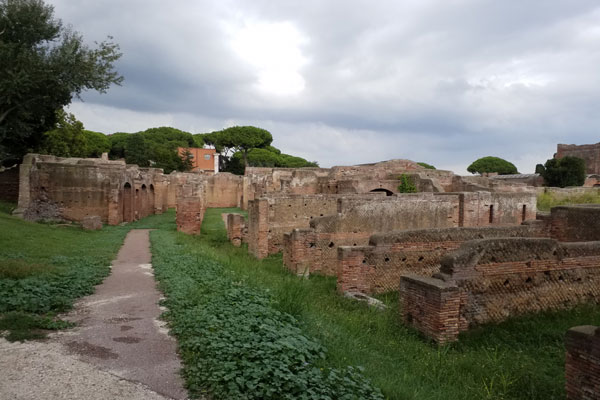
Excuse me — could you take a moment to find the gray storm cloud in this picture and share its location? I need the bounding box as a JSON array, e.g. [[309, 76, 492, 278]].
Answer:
[[51, 0, 600, 173]]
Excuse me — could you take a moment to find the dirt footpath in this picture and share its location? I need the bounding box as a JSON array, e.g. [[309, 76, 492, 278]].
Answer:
[[0, 229, 189, 400]]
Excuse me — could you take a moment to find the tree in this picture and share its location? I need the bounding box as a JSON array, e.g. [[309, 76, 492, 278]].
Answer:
[[218, 126, 273, 167], [82, 130, 110, 157], [224, 146, 318, 175], [467, 156, 518, 175], [540, 156, 586, 187], [0, 0, 123, 165], [39, 109, 85, 157]]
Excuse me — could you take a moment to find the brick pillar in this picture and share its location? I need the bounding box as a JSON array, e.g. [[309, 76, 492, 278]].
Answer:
[[107, 188, 121, 226], [283, 229, 315, 276], [248, 198, 269, 259], [337, 246, 372, 294], [400, 275, 461, 344], [227, 213, 245, 247], [176, 183, 205, 235], [565, 325, 600, 399]]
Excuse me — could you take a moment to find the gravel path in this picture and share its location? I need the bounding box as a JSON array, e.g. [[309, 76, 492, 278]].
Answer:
[[0, 229, 189, 400]]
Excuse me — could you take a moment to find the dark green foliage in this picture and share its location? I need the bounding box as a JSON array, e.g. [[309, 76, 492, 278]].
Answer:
[[151, 230, 384, 399], [0, 0, 122, 165], [535, 164, 545, 175], [82, 130, 110, 157], [116, 127, 195, 173], [467, 156, 518, 175], [397, 174, 417, 193], [200, 126, 273, 169], [0, 311, 73, 341], [541, 156, 586, 187], [39, 110, 110, 158], [417, 162, 436, 170], [225, 146, 318, 175]]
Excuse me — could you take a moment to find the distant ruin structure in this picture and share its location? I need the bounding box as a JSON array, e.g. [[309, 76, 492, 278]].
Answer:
[[556, 143, 600, 175]]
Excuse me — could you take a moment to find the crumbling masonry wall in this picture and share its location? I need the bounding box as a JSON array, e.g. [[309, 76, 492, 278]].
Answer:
[[565, 325, 600, 399], [284, 191, 537, 277], [401, 237, 600, 343], [176, 176, 205, 235], [556, 143, 600, 175], [14, 154, 167, 224], [337, 223, 547, 295], [247, 194, 349, 259]]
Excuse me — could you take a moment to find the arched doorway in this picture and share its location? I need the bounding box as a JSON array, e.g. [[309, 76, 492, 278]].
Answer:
[[123, 183, 132, 222], [370, 188, 394, 196]]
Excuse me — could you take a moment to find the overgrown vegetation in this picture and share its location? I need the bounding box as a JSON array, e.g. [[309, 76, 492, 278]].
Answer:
[[0, 204, 168, 340], [397, 174, 417, 193], [417, 161, 436, 170], [156, 208, 600, 399], [537, 189, 600, 211]]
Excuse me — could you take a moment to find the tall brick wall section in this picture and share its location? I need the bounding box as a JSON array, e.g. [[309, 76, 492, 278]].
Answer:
[[401, 238, 600, 343], [14, 154, 164, 225], [565, 325, 600, 399], [557, 143, 600, 175], [551, 205, 600, 242], [0, 167, 19, 202], [247, 198, 269, 258], [176, 181, 205, 235], [337, 224, 548, 295], [204, 173, 242, 208], [247, 194, 346, 259]]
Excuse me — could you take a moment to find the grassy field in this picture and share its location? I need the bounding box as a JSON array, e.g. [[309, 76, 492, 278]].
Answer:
[[537, 190, 600, 211], [150, 207, 600, 400], [0, 201, 170, 340], [3, 201, 600, 398]]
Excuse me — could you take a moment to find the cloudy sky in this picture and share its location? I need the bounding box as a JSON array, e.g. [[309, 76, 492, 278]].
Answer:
[[49, 0, 600, 173]]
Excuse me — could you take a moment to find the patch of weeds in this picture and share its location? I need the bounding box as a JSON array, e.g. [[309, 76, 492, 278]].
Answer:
[[151, 231, 383, 400], [0, 259, 57, 279], [0, 311, 74, 341]]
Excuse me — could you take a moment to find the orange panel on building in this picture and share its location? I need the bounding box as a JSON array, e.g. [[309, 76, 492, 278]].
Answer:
[[179, 148, 219, 173]]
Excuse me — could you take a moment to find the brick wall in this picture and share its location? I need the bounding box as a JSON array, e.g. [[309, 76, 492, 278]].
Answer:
[[556, 143, 600, 175], [176, 181, 205, 235], [401, 237, 600, 343], [247, 194, 345, 259], [0, 167, 19, 202], [565, 325, 600, 399], [337, 224, 547, 295], [551, 205, 600, 242]]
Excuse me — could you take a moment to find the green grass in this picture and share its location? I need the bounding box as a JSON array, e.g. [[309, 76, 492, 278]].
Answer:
[[0, 207, 171, 341], [537, 190, 600, 211], [154, 207, 600, 400]]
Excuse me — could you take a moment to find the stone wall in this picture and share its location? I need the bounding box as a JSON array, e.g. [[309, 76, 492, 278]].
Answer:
[[247, 194, 344, 259], [226, 213, 246, 247], [14, 154, 167, 224], [565, 325, 600, 399], [283, 191, 537, 277], [0, 166, 19, 203], [401, 238, 600, 343], [557, 143, 600, 175], [337, 223, 547, 295]]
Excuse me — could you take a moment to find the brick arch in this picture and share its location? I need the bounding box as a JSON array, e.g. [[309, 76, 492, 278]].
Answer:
[[370, 188, 394, 196]]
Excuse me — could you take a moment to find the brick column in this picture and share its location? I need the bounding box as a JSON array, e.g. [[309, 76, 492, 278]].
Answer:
[[226, 213, 245, 247], [565, 325, 600, 399], [337, 246, 372, 294], [283, 229, 315, 276], [248, 198, 269, 259], [400, 275, 461, 344]]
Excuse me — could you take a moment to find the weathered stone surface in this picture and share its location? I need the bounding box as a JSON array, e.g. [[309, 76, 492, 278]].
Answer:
[[82, 215, 102, 230], [565, 325, 600, 400]]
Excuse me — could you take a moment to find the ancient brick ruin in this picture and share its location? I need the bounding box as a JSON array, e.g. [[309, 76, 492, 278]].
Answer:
[[565, 325, 600, 399], [556, 143, 600, 175], [14, 153, 242, 226], [400, 206, 600, 343]]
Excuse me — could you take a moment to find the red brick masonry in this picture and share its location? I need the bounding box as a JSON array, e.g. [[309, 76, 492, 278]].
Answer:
[[565, 325, 600, 400]]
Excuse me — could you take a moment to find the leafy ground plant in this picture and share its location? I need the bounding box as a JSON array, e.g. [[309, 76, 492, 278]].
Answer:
[[151, 230, 383, 399], [0, 205, 167, 340], [537, 190, 600, 211]]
